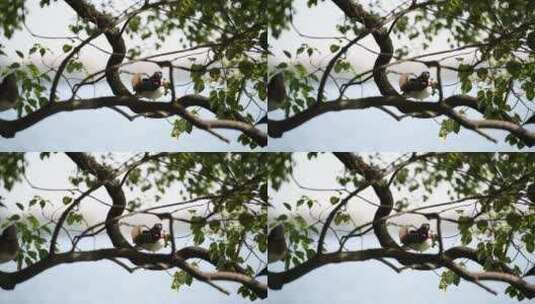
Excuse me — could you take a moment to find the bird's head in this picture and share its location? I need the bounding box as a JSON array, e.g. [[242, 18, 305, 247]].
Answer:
[[151, 223, 163, 239], [151, 72, 163, 86], [418, 223, 431, 238], [419, 71, 430, 81]]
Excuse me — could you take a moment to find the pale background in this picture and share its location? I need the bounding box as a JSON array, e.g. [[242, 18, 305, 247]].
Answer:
[[268, 153, 533, 303], [0, 0, 266, 151], [268, 0, 535, 151], [0, 154, 263, 303]]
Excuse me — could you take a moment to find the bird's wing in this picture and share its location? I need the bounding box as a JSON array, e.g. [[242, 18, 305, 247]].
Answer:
[[131, 225, 142, 243], [399, 225, 409, 243], [401, 77, 428, 93], [268, 224, 285, 242], [525, 265, 535, 277], [131, 73, 142, 92], [524, 114, 535, 125], [0, 73, 19, 102], [268, 73, 286, 110], [268, 224, 288, 263], [137, 78, 161, 92], [399, 74, 410, 92]]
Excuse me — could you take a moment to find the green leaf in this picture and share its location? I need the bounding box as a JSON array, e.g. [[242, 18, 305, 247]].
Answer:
[[329, 196, 339, 204], [62, 196, 73, 205], [329, 44, 340, 53], [62, 44, 73, 53], [283, 50, 292, 58]]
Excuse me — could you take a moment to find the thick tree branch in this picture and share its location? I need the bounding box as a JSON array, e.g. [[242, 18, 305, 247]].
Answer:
[[64, 0, 130, 95], [268, 247, 535, 298], [0, 95, 267, 146], [0, 248, 267, 298], [268, 95, 535, 147], [331, 0, 398, 96]]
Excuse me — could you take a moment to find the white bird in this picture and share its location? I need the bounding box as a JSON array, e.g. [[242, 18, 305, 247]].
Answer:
[[0, 224, 19, 264], [399, 223, 433, 252], [131, 72, 170, 100], [130, 223, 166, 252], [399, 71, 435, 100], [0, 73, 19, 112]]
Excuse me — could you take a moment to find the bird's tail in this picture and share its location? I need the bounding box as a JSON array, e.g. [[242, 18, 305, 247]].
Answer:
[[255, 266, 268, 277], [255, 115, 268, 125]]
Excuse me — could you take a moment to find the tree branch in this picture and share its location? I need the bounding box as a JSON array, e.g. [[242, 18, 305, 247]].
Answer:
[[0, 95, 267, 146]]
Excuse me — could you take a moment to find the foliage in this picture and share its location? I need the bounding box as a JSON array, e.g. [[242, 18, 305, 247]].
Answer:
[[271, 0, 535, 147], [271, 153, 535, 300], [0, 153, 289, 299], [0, 0, 267, 147]]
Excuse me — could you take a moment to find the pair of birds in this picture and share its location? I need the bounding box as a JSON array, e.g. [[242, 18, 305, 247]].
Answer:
[[258, 222, 433, 276], [0, 70, 168, 113], [399, 223, 434, 252], [263, 70, 434, 117], [0, 221, 165, 267], [1, 222, 167, 264], [130, 223, 169, 252], [131, 71, 171, 100], [399, 71, 438, 100]]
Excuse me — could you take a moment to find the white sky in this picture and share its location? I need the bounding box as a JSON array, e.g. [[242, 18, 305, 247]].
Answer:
[[270, 153, 464, 242], [268, 153, 534, 304], [268, 0, 535, 151], [0, 153, 208, 251], [0, 153, 262, 303], [0, 1, 266, 151]]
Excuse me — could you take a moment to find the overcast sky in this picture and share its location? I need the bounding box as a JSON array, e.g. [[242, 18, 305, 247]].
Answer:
[[0, 153, 261, 303], [268, 153, 533, 304], [0, 0, 265, 151], [268, 0, 535, 151]]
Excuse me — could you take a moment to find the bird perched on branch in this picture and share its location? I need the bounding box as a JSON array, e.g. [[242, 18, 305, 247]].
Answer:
[[0, 73, 19, 112], [0, 224, 19, 264], [257, 223, 288, 276], [131, 72, 170, 100], [399, 71, 437, 100], [256, 72, 287, 124], [131, 223, 167, 252], [399, 223, 433, 252]]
